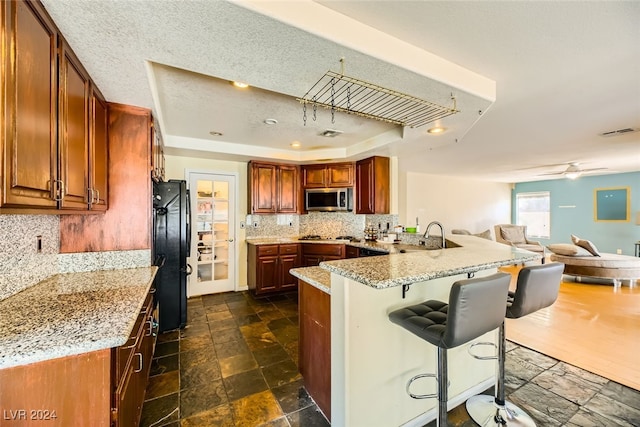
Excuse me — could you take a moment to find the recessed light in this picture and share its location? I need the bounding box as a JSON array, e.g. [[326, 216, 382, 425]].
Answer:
[[264, 118, 278, 125], [290, 141, 301, 148], [209, 131, 223, 136], [231, 81, 249, 89], [427, 127, 446, 134]]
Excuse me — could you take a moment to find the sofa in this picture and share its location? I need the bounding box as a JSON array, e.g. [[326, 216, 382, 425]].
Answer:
[[547, 235, 640, 287]]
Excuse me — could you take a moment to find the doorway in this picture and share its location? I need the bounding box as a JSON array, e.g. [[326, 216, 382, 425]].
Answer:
[[187, 172, 236, 297]]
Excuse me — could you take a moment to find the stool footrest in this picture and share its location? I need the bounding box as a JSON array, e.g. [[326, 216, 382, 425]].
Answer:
[[468, 341, 498, 360], [406, 373, 438, 400]]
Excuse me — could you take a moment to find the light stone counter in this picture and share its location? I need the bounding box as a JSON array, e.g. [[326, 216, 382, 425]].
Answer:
[[321, 234, 541, 288], [290, 266, 331, 294], [0, 267, 157, 370]]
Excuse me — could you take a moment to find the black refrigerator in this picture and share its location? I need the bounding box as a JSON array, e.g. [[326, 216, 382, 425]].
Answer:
[[153, 179, 191, 332]]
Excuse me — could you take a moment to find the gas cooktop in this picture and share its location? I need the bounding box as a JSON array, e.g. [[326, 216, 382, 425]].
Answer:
[[298, 235, 322, 240]]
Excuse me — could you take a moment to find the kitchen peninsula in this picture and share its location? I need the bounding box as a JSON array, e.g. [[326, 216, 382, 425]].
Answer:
[[290, 234, 542, 426]]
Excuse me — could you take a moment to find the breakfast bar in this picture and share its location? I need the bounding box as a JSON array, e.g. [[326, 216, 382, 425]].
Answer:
[[291, 235, 541, 426]]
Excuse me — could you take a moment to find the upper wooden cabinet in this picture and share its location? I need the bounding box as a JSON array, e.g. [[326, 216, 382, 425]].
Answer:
[[355, 156, 390, 214], [89, 86, 108, 211], [0, 0, 107, 212], [302, 162, 354, 188], [58, 38, 90, 210], [1, 0, 58, 208], [249, 161, 300, 214]]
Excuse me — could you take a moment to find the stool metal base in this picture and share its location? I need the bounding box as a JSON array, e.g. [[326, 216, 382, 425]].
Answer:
[[466, 395, 536, 427]]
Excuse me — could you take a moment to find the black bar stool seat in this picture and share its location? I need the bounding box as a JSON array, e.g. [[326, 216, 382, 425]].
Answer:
[[389, 272, 511, 427]]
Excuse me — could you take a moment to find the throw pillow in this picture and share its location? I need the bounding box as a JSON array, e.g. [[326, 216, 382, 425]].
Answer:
[[570, 234, 601, 256], [473, 229, 492, 240], [501, 227, 525, 244], [546, 243, 593, 257]]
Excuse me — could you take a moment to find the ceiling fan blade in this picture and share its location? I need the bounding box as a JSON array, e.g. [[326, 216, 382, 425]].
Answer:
[[578, 167, 608, 173], [537, 171, 565, 176]]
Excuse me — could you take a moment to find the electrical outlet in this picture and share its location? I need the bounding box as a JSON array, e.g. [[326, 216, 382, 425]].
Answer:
[[616, 248, 622, 254]]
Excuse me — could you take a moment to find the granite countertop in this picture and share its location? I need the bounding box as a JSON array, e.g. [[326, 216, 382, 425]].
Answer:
[[246, 237, 351, 245], [320, 234, 542, 289], [0, 266, 158, 370], [290, 266, 331, 294]]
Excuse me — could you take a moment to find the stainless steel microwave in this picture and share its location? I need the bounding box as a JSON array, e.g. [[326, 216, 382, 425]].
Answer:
[[305, 188, 353, 212]]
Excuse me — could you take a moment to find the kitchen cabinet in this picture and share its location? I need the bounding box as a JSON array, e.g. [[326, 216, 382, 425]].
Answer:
[[248, 243, 300, 295], [58, 37, 91, 210], [301, 243, 345, 267], [248, 161, 299, 214], [302, 162, 354, 188], [88, 86, 109, 211], [299, 279, 331, 420], [1, 0, 58, 208], [0, 285, 157, 427], [59, 104, 152, 253], [355, 156, 390, 214], [345, 245, 360, 258], [1, 0, 107, 212]]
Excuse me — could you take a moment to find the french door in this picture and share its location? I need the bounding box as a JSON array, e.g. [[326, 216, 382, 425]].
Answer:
[[188, 172, 236, 297]]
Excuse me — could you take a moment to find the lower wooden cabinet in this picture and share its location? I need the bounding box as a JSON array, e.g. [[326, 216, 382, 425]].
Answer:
[[0, 287, 158, 427], [301, 243, 345, 267], [299, 279, 331, 420], [248, 243, 301, 296]]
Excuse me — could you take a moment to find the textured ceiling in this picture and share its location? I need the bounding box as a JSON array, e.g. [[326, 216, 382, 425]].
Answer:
[[40, 0, 640, 182]]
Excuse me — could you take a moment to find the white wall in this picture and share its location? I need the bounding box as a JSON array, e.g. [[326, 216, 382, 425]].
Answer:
[[400, 171, 512, 237], [165, 154, 249, 289]]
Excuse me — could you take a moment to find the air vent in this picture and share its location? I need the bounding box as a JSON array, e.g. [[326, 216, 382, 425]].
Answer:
[[599, 127, 639, 137], [320, 129, 343, 138]]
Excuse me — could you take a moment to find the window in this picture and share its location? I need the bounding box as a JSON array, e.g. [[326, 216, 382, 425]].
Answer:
[[516, 192, 550, 238]]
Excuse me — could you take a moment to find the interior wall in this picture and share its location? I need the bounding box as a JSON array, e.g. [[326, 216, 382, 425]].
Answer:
[[400, 172, 512, 237], [514, 171, 640, 255], [164, 154, 249, 289]]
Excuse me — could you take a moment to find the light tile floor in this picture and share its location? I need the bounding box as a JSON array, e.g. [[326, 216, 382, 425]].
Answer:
[[140, 290, 640, 427]]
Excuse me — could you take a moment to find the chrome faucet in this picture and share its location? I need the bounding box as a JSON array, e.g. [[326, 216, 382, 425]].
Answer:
[[423, 221, 445, 249]]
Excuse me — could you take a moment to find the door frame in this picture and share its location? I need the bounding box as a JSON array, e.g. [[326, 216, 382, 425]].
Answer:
[[185, 169, 239, 295]]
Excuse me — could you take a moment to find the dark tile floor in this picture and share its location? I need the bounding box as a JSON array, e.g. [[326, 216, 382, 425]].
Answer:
[[140, 290, 640, 427]]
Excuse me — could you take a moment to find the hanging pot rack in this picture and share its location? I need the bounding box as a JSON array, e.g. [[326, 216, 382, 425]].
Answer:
[[297, 69, 459, 128]]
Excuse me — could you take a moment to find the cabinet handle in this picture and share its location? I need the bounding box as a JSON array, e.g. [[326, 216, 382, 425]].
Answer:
[[134, 353, 143, 373], [94, 189, 100, 204], [53, 180, 65, 201], [227, 238, 234, 242], [87, 188, 94, 207]]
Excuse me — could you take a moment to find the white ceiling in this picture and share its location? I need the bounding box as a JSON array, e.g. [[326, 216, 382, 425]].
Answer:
[[41, 0, 640, 183]]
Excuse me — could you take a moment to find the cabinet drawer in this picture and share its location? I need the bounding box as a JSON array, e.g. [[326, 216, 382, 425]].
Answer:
[[257, 245, 279, 257], [279, 244, 299, 255], [302, 243, 344, 257]]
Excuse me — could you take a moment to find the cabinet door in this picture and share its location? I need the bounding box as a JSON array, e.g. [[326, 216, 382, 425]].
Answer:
[[89, 86, 108, 210], [327, 163, 354, 187], [302, 255, 322, 267], [256, 256, 279, 293], [250, 162, 277, 213], [355, 158, 374, 214], [1, 0, 58, 208], [277, 164, 299, 213], [302, 165, 327, 188], [345, 246, 359, 258], [279, 254, 299, 291], [58, 39, 90, 210]]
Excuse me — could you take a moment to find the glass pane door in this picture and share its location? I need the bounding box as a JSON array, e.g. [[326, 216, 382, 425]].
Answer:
[[188, 172, 235, 297]]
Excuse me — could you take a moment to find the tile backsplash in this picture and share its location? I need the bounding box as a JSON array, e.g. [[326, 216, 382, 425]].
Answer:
[[245, 212, 399, 239], [0, 214, 151, 302], [0, 215, 59, 301]]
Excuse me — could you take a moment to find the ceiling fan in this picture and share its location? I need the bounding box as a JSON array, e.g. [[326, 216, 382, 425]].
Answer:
[[537, 162, 608, 179]]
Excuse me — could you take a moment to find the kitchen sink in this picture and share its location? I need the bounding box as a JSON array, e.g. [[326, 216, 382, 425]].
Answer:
[[396, 239, 461, 253]]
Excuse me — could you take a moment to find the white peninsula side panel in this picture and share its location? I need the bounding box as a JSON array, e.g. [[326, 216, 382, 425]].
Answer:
[[330, 271, 498, 427]]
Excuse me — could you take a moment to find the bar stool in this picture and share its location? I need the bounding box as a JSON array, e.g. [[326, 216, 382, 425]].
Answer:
[[465, 262, 565, 427], [389, 272, 511, 427]]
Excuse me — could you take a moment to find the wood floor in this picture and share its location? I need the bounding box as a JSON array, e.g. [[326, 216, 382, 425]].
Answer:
[[501, 265, 640, 391]]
